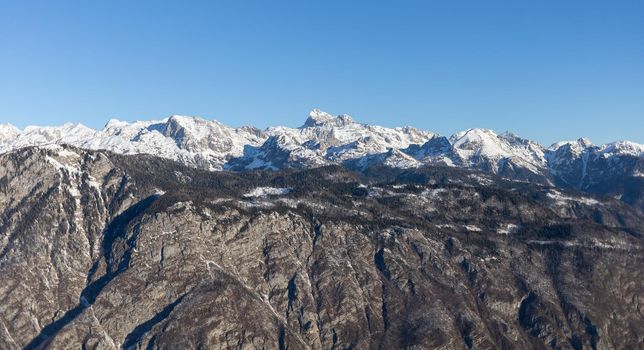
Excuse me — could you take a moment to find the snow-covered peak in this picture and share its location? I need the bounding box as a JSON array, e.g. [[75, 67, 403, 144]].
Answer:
[[449, 128, 542, 161], [164, 114, 229, 135], [548, 138, 593, 152], [0, 123, 20, 140], [100, 118, 167, 138], [450, 128, 503, 154], [265, 111, 436, 167], [449, 128, 547, 174], [597, 141, 644, 158], [578, 137, 593, 148], [301, 109, 355, 128], [304, 109, 334, 126], [104, 118, 130, 129], [0, 122, 96, 154], [22, 122, 94, 134], [20, 123, 96, 145], [163, 115, 235, 145]]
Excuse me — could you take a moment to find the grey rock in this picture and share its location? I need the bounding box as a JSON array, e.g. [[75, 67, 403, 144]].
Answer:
[[0, 146, 642, 349]]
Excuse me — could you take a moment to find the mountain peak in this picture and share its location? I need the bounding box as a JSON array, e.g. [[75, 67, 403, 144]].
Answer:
[[104, 118, 128, 129], [577, 137, 593, 148], [164, 115, 231, 138], [307, 109, 334, 123], [450, 128, 499, 148], [167, 114, 202, 123], [165, 114, 210, 129], [548, 138, 594, 152], [598, 140, 644, 157], [0, 123, 20, 136], [0, 122, 19, 130], [22, 122, 94, 134], [302, 109, 355, 128]]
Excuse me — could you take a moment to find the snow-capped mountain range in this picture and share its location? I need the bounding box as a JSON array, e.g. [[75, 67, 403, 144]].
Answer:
[[1, 109, 642, 202]]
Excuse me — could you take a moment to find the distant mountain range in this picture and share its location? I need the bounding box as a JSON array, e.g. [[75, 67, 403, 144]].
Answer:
[[1, 109, 642, 208]]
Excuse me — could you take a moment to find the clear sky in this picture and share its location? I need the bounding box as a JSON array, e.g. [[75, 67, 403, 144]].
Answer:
[[1, 0, 642, 145]]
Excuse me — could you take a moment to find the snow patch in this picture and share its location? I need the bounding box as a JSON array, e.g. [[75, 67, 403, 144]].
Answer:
[[421, 188, 446, 198], [243, 187, 292, 199], [497, 223, 519, 235], [546, 190, 599, 206]]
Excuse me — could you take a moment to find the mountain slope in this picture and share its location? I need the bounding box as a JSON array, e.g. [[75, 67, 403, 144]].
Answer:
[[0, 146, 641, 349]]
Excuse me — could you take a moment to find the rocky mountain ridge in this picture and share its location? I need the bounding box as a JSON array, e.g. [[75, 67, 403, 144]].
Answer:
[[0, 110, 639, 172], [2, 110, 642, 210]]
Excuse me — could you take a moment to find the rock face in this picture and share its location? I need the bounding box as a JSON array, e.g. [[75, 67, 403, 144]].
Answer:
[[0, 146, 642, 349]]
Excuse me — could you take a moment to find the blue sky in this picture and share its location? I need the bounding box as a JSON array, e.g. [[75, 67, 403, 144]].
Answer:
[[1, 0, 642, 145]]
